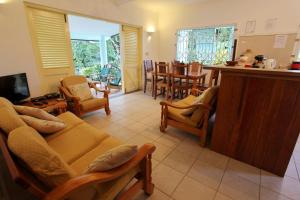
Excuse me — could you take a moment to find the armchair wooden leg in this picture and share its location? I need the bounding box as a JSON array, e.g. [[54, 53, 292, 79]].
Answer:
[[105, 106, 111, 115], [144, 79, 147, 93], [142, 155, 154, 195]]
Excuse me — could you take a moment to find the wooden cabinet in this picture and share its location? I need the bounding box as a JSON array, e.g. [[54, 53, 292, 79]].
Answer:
[[210, 67, 300, 176]]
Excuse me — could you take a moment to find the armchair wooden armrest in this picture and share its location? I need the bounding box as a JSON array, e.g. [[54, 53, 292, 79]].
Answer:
[[44, 143, 156, 200], [89, 83, 110, 96], [59, 87, 80, 102], [160, 101, 211, 110]]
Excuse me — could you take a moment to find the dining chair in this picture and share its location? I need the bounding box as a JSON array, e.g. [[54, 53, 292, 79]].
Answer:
[[154, 62, 170, 100], [189, 62, 206, 88], [143, 60, 154, 94], [170, 62, 190, 101], [200, 69, 220, 90]]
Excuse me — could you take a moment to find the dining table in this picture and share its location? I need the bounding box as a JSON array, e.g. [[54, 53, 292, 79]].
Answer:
[[151, 71, 207, 97]]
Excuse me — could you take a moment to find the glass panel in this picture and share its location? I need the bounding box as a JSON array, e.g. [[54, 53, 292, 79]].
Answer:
[[176, 26, 235, 65]]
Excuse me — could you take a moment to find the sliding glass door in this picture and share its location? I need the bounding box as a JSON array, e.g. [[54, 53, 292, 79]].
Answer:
[[176, 26, 235, 65]]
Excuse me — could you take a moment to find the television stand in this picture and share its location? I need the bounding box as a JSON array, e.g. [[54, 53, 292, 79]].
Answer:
[[22, 98, 67, 116]]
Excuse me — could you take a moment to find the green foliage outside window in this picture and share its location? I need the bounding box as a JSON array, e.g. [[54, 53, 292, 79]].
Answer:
[[71, 34, 121, 82]]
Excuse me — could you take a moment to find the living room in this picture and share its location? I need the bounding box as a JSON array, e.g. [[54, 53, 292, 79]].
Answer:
[[1, 0, 300, 200]]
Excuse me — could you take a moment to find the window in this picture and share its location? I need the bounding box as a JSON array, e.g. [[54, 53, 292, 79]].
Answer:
[[28, 8, 73, 69], [71, 39, 101, 75], [176, 26, 235, 64]]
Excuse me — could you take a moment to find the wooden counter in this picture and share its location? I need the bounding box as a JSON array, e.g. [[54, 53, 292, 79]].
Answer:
[[208, 65, 300, 176]]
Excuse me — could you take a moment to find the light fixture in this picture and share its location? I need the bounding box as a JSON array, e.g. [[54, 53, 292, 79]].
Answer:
[[146, 25, 155, 41], [0, 0, 8, 3], [146, 25, 156, 34]]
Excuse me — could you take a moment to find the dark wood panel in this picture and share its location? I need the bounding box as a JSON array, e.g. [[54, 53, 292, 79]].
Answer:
[[211, 70, 300, 176]]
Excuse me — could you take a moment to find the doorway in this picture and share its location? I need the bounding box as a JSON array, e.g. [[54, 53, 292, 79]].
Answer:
[[68, 15, 122, 96]]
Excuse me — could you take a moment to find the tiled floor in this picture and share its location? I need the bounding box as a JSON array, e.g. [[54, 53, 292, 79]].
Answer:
[[84, 91, 300, 200]]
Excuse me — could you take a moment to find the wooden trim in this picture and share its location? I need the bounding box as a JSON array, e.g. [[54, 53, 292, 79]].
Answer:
[[44, 143, 156, 200]]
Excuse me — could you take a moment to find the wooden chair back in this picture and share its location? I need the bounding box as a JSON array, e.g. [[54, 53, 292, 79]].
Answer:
[[190, 62, 202, 74], [0, 131, 49, 199], [143, 60, 153, 73], [208, 69, 220, 87], [155, 62, 169, 77], [171, 62, 189, 78]]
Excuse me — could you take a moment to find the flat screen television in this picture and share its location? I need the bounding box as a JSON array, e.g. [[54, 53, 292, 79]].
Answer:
[[0, 73, 30, 103]]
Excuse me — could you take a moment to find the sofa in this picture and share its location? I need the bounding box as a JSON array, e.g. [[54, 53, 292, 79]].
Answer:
[[0, 97, 155, 200]]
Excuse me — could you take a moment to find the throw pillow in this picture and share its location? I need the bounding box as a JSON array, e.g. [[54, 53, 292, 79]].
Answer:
[[181, 91, 207, 116], [191, 86, 219, 124], [20, 115, 66, 134], [85, 145, 138, 173], [68, 82, 93, 101], [14, 105, 63, 123], [8, 126, 76, 188], [0, 106, 26, 134]]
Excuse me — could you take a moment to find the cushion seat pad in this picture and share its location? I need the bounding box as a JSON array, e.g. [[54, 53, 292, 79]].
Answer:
[[47, 123, 109, 164], [80, 98, 107, 112], [168, 96, 198, 127]]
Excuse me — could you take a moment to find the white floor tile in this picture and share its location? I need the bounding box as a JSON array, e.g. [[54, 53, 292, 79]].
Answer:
[[219, 171, 259, 200], [173, 176, 216, 200], [152, 164, 185, 195]]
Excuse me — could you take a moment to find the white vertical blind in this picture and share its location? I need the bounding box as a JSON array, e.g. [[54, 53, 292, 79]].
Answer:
[[29, 8, 72, 68], [122, 25, 140, 93]]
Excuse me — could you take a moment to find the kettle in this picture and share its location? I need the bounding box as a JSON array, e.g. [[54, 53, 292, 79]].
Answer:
[[265, 59, 277, 69]]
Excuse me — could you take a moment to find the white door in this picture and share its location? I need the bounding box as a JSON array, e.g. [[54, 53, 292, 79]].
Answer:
[[121, 25, 141, 93]]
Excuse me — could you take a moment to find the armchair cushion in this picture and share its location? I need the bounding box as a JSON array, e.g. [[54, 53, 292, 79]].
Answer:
[[168, 101, 198, 127], [85, 145, 138, 173], [61, 75, 87, 87], [8, 126, 76, 188], [191, 86, 219, 125], [68, 82, 93, 101], [14, 105, 63, 123], [0, 106, 26, 134], [20, 115, 66, 134], [80, 98, 107, 112]]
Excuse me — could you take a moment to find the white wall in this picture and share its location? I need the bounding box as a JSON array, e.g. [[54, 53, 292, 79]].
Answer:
[[0, 0, 159, 96], [158, 0, 300, 61]]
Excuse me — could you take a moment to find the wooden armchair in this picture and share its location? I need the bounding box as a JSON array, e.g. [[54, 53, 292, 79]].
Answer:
[[160, 87, 219, 146], [0, 131, 156, 200], [59, 75, 110, 117]]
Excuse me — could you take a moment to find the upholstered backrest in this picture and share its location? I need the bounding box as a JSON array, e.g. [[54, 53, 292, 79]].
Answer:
[[61, 75, 87, 88]]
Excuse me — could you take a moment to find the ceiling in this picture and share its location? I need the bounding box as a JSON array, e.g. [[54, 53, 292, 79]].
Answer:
[[68, 15, 119, 40], [114, 0, 211, 11]]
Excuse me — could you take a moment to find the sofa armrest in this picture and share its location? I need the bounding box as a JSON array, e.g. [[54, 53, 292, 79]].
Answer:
[[44, 143, 156, 200], [160, 101, 211, 110]]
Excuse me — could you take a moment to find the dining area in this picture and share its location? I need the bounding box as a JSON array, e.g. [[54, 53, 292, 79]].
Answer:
[[143, 60, 220, 100]]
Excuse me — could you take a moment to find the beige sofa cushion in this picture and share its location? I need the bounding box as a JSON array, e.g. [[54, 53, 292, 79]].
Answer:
[[0, 97, 14, 110], [47, 123, 109, 164], [85, 145, 138, 173], [68, 82, 93, 101], [45, 112, 84, 141], [80, 98, 107, 112], [8, 126, 76, 188], [70, 137, 123, 174], [20, 115, 66, 134], [0, 106, 26, 134], [14, 105, 63, 123]]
